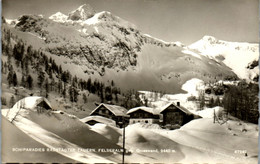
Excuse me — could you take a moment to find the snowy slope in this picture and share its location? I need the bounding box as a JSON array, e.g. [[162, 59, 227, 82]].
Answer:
[[2, 108, 122, 163], [5, 18, 18, 25], [189, 36, 259, 81], [68, 4, 95, 21], [2, 117, 77, 163], [7, 4, 257, 92], [143, 33, 184, 47], [49, 12, 68, 23], [12, 115, 113, 163], [196, 106, 224, 118], [89, 118, 258, 163], [9, 13, 237, 93], [2, 99, 258, 163], [138, 78, 205, 111]]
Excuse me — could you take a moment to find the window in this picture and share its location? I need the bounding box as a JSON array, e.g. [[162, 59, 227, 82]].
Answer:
[[145, 120, 148, 123]]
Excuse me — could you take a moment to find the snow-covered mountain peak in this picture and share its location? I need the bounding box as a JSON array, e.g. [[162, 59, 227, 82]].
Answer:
[[49, 12, 68, 23], [190, 35, 259, 53], [202, 35, 218, 44], [143, 34, 185, 47], [189, 36, 259, 81], [173, 41, 184, 47], [83, 11, 114, 25], [5, 18, 18, 25], [78, 4, 93, 11], [68, 4, 95, 21]]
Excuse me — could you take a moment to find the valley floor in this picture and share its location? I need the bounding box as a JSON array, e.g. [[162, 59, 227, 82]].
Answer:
[[1, 108, 258, 163], [1, 117, 77, 163]]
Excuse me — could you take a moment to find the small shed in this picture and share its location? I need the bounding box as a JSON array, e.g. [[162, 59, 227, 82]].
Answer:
[[127, 106, 160, 124], [13, 96, 52, 111], [160, 102, 198, 126], [5, 96, 52, 121], [89, 103, 129, 127], [80, 115, 116, 126]]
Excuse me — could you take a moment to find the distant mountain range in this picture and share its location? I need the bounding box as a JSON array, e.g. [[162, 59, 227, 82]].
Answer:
[[4, 4, 259, 93]]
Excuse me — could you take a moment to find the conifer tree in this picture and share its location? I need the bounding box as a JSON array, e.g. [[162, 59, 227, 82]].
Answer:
[[13, 72, 18, 86], [7, 71, 13, 87], [21, 75, 26, 87], [27, 75, 33, 89], [9, 95, 15, 107], [37, 71, 45, 88], [45, 78, 49, 94], [83, 93, 88, 103], [87, 77, 91, 91]]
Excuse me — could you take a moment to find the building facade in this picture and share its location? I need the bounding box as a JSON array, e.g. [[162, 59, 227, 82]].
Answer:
[[127, 106, 160, 124], [89, 103, 129, 127], [160, 102, 198, 126]]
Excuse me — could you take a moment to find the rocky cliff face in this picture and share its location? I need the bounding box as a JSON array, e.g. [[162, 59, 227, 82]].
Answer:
[[14, 7, 181, 73], [9, 4, 258, 92], [68, 4, 96, 21]]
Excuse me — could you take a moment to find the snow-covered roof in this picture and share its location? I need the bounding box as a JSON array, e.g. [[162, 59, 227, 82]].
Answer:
[[127, 106, 160, 115], [12, 96, 52, 110], [3, 96, 52, 122], [80, 115, 116, 126], [160, 102, 193, 115], [89, 103, 128, 117]]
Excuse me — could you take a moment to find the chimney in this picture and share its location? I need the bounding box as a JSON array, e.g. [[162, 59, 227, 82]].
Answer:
[[177, 102, 180, 106]]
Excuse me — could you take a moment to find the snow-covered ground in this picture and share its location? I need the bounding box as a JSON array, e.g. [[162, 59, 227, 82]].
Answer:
[[49, 12, 68, 23], [80, 115, 116, 126], [196, 106, 224, 118], [92, 119, 258, 163], [2, 117, 77, 163], [143, 33, 184, 46], [2, 109, 115, 163], [189, 36, 259, 81], [139, 78, 205, 112], [2, 102, 258, 163]]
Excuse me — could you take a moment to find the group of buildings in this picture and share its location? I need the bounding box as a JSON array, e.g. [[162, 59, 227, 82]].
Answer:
[[10, 96, 200, 129], [81, 102, 200, 129]]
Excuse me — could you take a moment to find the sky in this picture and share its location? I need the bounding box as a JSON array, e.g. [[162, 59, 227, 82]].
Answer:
[[2, 0, 259, 45]]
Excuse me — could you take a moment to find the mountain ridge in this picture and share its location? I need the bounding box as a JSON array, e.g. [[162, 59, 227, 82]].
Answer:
[[3, 4, 258, 92], [189, 35, 259, 81]]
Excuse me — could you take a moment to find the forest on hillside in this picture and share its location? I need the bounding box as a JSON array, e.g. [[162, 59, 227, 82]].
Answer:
[[1, 25, 144, 110], [195, 81, 259, 124], [1, 22, 259, 124]]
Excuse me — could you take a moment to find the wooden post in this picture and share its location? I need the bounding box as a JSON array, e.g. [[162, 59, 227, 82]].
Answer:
[[122, 118, 126, 164], [213, 109, 215, 124]]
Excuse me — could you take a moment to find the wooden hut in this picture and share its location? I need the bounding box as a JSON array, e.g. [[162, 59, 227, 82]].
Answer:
[[127, 106, 160, 124], [160, 102, 199, 126], [89, 103, 129, 127]]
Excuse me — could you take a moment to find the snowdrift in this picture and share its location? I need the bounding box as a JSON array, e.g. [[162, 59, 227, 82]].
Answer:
[[80, 115, 116, 126], [2, 117, 77, 163], [196, 106, 224, 118], [2, 107, 123, 163], [2, 96, 258, 163]]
